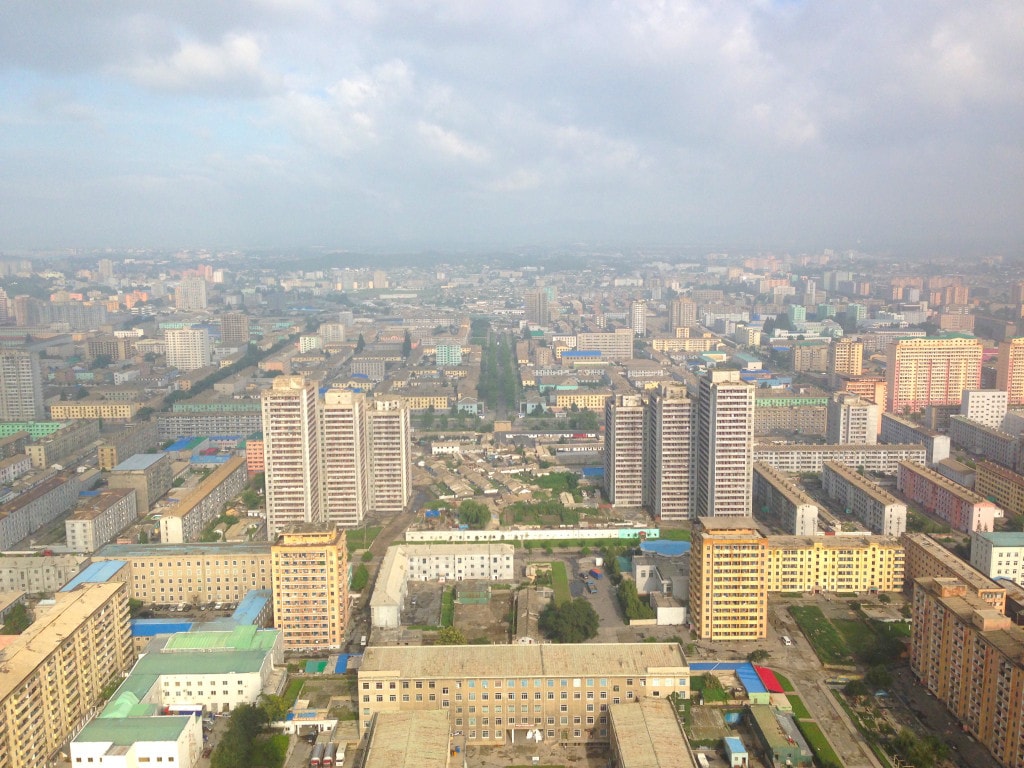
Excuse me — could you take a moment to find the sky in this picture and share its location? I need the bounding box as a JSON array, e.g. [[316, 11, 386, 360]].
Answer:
[[1, 1, 1022, 255]]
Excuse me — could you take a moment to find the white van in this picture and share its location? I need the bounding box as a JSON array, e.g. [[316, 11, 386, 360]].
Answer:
[[781, 635, 793, 646]]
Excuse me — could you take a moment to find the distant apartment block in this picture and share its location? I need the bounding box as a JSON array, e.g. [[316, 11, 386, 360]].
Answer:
[[821, 461, 907, 537], [695, 370, 754, 518], [50, 400, 142, 421], [262, 376, 322, 536], [0, 349, 44, 421], [754, 393, 827, 437], [753, 442, 925, 475], [576, 329, 634, 360], [158, 456, 248, 543], [948, 415, 1021, 471], [367, 399, 412, 514], [644, 384, 694, 522], [65, 487, 138, 553], [0, 553, 88, 593], [997, 337, 1024, 406], [879, 412, 950, 465], [826, 392, 878, 444], [25, 419, 101, 469], [0, 470, 95, 551], [752, 462, 819, 536], [886, 336, 982, 413], [827, 337, 863, 383], [960, 390, 1008, 429], [97, 421, 159, 471], [107, 453, 173, 514], [156, 410, 262, 441], [164, 328, 213, 371], [975, 461, 1024, 519], [604, 394, 645, 508], [897, 461, 1000, 533]]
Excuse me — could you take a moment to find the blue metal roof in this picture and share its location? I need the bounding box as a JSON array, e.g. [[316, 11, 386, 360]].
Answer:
[[690, 662, 767, 695], [131, 619, 194, 637], [232, 590, 271, 626], [112, 453, 166, 471], [165, 438, 196, 452], [725, 737, 747, 755], [61, 560, 128, 591]]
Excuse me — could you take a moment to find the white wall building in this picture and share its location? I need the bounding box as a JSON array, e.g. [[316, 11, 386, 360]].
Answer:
[[960, 389, 1009, 430], [65, 488, 139, 553], [165, 328, 212, 372], [970, 531, 1024, 582]]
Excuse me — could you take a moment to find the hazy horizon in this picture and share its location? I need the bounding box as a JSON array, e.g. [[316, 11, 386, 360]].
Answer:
[[1, 1, 1022, 256]]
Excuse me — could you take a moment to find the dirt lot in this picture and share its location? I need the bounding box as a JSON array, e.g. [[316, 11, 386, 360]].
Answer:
[[454, 590, 514, 644]]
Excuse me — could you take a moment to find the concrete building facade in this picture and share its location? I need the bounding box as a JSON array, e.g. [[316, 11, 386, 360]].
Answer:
[[271, 526, 348, 651], [886, 336, 982, 414], [751, 462, 819, 536], [0, 350, 44, 422], [604, 394, 645, 508], [695, 370, 754, 517], [65, 487, 139, 553], [897, 461, 1000, 533], [158, 456, 249, 544], [644, 384, 693, 522], [821, 461, 907, 537], [107, 453, 173, 514]]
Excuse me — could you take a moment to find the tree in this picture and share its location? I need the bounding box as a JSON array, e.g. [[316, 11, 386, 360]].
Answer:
[[747, 649, 770, 664], [1, 603, 31, 635], [865, 665, 892, 690], [538, 598, 599, 643], [458, 500, 490, 529], [436, 626, 467, 645], [355, 333, 366, 353], [258, 693, 289, 723], [351, 564, 369, 591], [402, 329, 412, 358], [843, 679, 870, 698], [617, 580, 655, 621]]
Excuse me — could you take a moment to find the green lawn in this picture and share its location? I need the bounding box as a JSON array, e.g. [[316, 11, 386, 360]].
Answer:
[[789, 606, 853, 666], [832, 618, 878, 659], [550, 561, 571, 605], [796, 721, 842, 767], [345, 526, 382, 554], [788, 695, 812, 720], [282, 678, 304, 706], [691, 674, 729, 703], [658, 528, 691, 541], [440, 588, 455, 627]]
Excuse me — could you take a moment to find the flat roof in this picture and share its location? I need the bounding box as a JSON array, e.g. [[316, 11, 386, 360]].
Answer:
[[232, 589, 272, 626], [609, 699, 694, 768], [359, 643, 688, 679], [69, 488, 136, 520], [0, 582, 124, 701], [96, 542, 272, 558], [162, 625, 279, 652], [75, 715, 193, 745], [61, 560, 128, 591], [112, 453, 168, 472], [364, 711, 451, 768], [823, 461, 903, 505], [899, 461, 992, 505], [696, 516, 766, 534], [130, 619, 194, 637], [975, 531, 1024, 547]]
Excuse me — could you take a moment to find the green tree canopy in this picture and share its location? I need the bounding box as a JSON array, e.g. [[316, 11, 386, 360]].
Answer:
[[538, 598, 599, 643], [436, 626, 467, 645], [457, 500, 490, 529]]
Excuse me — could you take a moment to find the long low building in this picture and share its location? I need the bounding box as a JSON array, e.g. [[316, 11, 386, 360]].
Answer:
[[976, 461, 1024, 519], [608, 698, 696, 768], [821, 461, 907, 537], [948, 415, 1022, 471], [0, 553, 88, 592], [880, 413, 950, 465], [372, 543, 515, 629], [159, 455, 249, 543], [357, 643, 690, 745], [752, 462, 819, 535], [93, 542, 272, 606], [897, 461, 1001, 533], [0, 469, 96, 550], [753, 443, 926, 474]]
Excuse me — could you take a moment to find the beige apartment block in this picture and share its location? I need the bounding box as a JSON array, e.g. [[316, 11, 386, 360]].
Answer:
[[271, 525, 348, 651], [604, 394, 645, 508], [886, 336, 982, 413], [356, 643, 690, 745], [0, 582, 134, 768]]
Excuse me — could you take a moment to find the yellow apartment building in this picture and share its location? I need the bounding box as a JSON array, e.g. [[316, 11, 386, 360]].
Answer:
[[271, 525, 349, 651], [911, 577, 1024, 768], [0, 582, 134, 768], [49, 401, 142, 420], [976, 460, 1024, 519], [900, 532, 1006, 612]]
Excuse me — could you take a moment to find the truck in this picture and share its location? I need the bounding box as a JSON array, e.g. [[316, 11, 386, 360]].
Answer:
[[310, 744, 325, 768], [589, 568, 603, 580], [323, 743, 337, 768]]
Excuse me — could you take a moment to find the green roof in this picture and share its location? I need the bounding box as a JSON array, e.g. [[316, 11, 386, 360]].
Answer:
[[77, 716, 193, 745], [163, 626, 279, 652], [135, 648, 269, 676]]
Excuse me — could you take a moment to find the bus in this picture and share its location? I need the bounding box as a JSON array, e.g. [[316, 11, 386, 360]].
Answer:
[[323, 743, 337, 768], [309, 744, 325, 768]]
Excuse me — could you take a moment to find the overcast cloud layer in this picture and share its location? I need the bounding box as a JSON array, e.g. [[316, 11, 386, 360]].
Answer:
[[1, 1, 1022, 255]]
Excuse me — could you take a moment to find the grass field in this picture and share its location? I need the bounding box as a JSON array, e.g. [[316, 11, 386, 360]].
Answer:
[[796, 721, 842, 767], [440, 588, 455, 627], [345, 526, 381, 553], [691, 674, 730, 703], [789, 605, 853, 666], [788, 695, 812, 720], [833, 618, 878, 659], [658, 528, 691, 541], [550, 561, 571, 604], [283, 678, 304, 706]]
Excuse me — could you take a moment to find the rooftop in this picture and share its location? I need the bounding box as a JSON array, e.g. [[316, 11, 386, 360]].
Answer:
[[112, 453, 168, 472], [96, 541, 272, 558], [0, 582, 124, 701], [608, 698, 693, 768], [75, 715, 193, 745], [364, 711, 451, 768], [60, 560, 128, 591], [975, 531, 1024, 547], [68, 488, 136, 520], [359, 643, 688, 679], [162, 625, 279, 652]]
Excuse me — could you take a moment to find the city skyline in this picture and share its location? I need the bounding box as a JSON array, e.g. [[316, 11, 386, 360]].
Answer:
[[1, 2, 1021, 255]]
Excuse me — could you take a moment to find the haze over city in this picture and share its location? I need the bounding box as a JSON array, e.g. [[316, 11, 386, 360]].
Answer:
[[2, 1, 1022, 255]]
